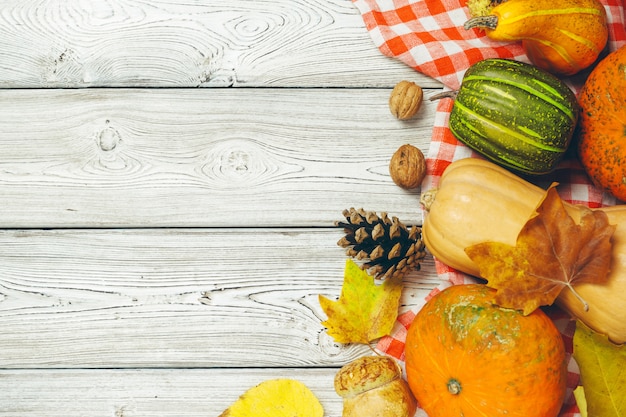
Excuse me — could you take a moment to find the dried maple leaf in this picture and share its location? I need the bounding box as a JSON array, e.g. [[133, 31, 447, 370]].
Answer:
[[319, 259, 403, 344], [465, 184, 615, 315]]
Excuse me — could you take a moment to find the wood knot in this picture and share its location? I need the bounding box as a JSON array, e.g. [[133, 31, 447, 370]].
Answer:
[[98, 126, 121, 151], [227, 150, 250, 172]]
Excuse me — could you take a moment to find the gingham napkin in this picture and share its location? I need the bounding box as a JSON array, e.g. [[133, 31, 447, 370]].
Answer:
[[352, 0, 626, 415]]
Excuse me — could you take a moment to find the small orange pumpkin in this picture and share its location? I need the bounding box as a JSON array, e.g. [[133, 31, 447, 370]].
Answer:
[[577, 45, 626, 202], [405, 284, 567, 417]]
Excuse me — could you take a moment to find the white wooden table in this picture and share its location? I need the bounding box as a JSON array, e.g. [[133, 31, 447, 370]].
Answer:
[[0, 1, 444, 415]]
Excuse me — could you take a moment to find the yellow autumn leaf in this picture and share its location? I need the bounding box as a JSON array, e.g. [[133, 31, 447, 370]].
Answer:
[[319, 259, 403, 344], [574, 386, 589, 417], [573, 321, 626, 417], [219, 379, 324, 417]]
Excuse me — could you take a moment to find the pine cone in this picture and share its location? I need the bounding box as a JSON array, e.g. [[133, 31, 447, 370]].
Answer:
[[335, 208, 426, 280]]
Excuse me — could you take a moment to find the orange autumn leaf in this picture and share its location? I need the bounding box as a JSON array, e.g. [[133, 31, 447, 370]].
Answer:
[[465, 184, 615, 315], [319, 259, 403, 344]]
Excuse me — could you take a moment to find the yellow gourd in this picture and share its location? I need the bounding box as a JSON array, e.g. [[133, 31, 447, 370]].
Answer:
[[464, 0, 608, 76], [421, 157, 626, 344]]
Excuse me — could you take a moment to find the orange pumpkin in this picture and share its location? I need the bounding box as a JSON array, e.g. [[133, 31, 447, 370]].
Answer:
[[405, 284, 567, 417], [577, 45, 626, 202]]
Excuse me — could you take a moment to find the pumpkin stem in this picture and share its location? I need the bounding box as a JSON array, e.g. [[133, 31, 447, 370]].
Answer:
[[447, 379, 462, 395], [429, 91, 458, 101], [420, 188, 438, 211], [463, 15, 498, 30]]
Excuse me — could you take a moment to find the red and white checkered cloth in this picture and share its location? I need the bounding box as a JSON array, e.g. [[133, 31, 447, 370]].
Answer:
[[352, 0, 626, 415]]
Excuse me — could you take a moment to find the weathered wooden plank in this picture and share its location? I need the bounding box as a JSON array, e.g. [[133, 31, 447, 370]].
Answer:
[[0, 228, 439, 368], [0, 0, 438, 88], [0, 87, 437, 228], [0, 368, 360, 417]]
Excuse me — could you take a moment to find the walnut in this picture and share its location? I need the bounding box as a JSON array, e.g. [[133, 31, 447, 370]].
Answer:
[[389, 80, 424, 120], [389, 144, 426, 189]]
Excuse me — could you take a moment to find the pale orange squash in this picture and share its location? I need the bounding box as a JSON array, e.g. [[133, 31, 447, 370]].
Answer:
[[421, 157, 626, 344]]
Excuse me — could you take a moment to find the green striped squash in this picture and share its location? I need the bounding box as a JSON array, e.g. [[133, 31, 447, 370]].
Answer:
[[445, 59, 579, 175]]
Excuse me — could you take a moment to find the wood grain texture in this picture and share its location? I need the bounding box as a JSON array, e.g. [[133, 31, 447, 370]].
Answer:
[[0, 1, 450, 412], [0, 0, 438, 88], [0, 368, 357, 417], [0, 228, 439, 368], [0, 87, 438, 228]]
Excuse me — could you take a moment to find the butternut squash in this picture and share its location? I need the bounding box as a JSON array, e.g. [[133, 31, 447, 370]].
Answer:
[[421, 157, 626, 344]]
